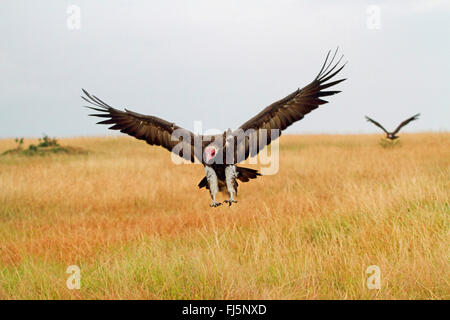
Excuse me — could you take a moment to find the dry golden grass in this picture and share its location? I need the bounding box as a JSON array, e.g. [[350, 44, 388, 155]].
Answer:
[[0, 133, 448, 299]]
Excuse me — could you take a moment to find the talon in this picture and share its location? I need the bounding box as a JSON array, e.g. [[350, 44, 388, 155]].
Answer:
[[223, 199, 238, 206], [210, 201, 222, 207]]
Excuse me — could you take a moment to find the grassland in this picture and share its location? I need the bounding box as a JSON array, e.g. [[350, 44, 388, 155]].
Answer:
[[0, 133, 448, 299]]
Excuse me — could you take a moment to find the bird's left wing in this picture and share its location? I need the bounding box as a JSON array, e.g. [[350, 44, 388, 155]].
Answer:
[[82, 89, 201, 163], [392, 113, 420, 134], [235, 49, 346, 160]]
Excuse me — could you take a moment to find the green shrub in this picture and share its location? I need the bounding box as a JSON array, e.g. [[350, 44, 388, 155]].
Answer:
[[2, 135, 87, 156]]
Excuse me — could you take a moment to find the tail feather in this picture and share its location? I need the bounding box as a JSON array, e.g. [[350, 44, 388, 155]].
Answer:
[[197, 166, 261, 189], [198, 176, 208, 189], [236, 166, 261, 182]]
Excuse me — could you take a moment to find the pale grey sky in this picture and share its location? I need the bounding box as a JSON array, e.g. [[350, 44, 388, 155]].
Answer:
[[1, 0, 449, 138]]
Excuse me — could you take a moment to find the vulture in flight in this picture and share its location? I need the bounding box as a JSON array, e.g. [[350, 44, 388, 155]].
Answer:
[[82, 49, 346, 207], [365, 114, 420, 140]]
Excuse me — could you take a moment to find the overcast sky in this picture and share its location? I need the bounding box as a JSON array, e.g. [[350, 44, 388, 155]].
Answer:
[[1, 0, 449, 138]]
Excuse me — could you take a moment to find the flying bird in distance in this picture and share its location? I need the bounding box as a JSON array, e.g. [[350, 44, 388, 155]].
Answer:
[[365, 113, 420, 140], [82, 49, 346, 207]]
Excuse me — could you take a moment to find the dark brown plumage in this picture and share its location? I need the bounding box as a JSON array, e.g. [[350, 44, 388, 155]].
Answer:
[[365, 113, 420, 140], [82, 49, 346, 206], [235, 49, 346, 160], [82, 89, 200, 162]]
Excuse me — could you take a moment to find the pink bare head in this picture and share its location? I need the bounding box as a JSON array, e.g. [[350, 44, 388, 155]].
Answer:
[[205, 146, 218, 162]]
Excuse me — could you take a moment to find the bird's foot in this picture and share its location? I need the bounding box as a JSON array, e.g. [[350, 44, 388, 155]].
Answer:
[[223, 199, 238, 206], [210, 201, 222, 208]]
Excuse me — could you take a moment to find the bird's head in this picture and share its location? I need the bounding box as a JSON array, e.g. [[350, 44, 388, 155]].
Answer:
[[205, 145, 218, 163], [387, 133, 398, 140]]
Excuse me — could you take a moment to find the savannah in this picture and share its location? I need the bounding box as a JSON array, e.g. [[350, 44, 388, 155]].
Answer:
[[0, 133, 448, 299]]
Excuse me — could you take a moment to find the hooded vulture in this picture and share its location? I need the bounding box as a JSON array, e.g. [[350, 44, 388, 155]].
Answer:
[[365, 114, 420, 140], [83, 49, 346, 207]]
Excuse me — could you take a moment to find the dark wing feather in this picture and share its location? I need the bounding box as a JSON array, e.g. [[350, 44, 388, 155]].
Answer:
[[392, 113, 420, 134], [236, 48, 346, 160], [82, 89, 200, 162], [365, 116, 389, 134]]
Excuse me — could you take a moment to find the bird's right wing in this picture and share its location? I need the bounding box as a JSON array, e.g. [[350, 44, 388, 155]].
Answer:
[[392, 113, 420, 134], [82, 89, 202, 163], [365, 116, 389, 134]]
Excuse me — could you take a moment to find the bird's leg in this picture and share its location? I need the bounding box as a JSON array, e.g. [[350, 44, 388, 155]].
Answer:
[[223, 165, 238, 206], [204, 166, 222, 207]]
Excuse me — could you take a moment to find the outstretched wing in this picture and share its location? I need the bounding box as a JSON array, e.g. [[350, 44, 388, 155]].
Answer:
[[392, 113, 420, 134], [82, 89, 200, 162], [365, 116, 389, 134], [235, 48, 346, 160]]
